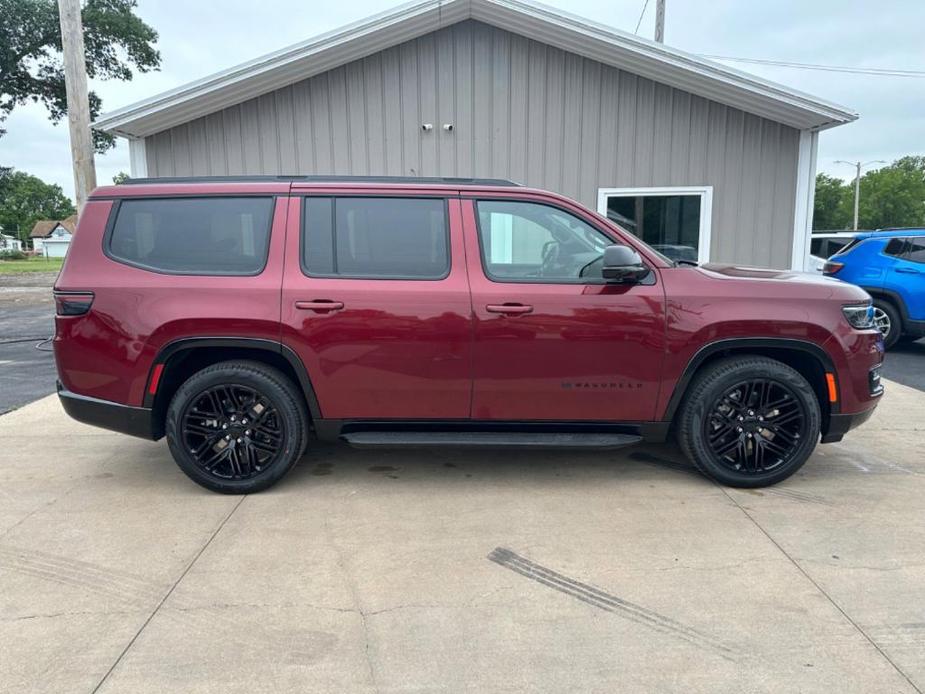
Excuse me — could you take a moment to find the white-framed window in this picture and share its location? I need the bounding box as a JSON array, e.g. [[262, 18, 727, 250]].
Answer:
[[597, 186, 713, 264]]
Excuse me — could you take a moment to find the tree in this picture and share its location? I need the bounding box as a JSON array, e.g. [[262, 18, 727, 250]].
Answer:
[[857, 156, 925, 230], [0, 168, 76, 244], [0, 0, 160, 152], [112, 170, 129, 184], [813, 173, 850, 230]]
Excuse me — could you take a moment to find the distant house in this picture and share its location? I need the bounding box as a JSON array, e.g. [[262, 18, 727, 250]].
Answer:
[[30, 215, 77, 257], [0, 232, 23, 252]]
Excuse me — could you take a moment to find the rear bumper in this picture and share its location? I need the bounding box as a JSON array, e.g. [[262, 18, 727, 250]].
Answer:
[[57, 382, 156, 440], [820, 405, 878, 444]]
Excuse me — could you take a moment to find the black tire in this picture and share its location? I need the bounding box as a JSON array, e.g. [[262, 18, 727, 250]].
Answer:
[[677, 356, 821, 488], [166, 360, 308, 494], [872, 298, 902, 350]]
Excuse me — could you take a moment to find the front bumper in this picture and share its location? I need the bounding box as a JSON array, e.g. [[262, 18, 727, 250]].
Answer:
[[820, 405, 878, 444], [57, 382, 156, 440]]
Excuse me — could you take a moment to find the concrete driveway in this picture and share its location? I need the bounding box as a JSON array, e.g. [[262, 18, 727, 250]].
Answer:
[[2, 382, 924, 693]]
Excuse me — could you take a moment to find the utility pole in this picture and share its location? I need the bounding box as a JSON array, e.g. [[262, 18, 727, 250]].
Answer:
[[834, 159, 886, 230], [57, 0, 96, 216], [654, 0, 666, 43]]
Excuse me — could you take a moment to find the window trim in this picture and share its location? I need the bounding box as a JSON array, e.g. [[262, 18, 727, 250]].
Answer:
[[473, 198, 650, 286], [102, 196, 277, 277], [596, 185, 713, 265], [299, 195, 452, 281]]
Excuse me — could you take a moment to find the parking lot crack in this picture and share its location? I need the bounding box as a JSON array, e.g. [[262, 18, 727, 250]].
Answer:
[[323, 516, 379, 693], [720, 488, 923, 694], [89, 496, 246, 694]]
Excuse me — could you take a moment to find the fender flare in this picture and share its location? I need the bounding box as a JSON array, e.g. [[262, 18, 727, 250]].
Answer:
[[143, 337, 322, 420], [860, 286, 909, 324], [661, 337, 838, 422]]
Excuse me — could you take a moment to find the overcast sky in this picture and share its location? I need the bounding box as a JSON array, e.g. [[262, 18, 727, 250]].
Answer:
[[1, 0, 922, 200]]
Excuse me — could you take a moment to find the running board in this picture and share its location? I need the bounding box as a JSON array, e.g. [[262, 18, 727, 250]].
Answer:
[[341, 431, 643, 450]]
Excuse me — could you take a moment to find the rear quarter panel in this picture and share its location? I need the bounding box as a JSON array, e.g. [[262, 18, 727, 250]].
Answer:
[[54, 192, 288, 407]]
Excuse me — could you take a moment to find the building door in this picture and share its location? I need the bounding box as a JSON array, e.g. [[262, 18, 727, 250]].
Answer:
[[281, 193, 472, 420], [462, 196, 666, 422], [597, 187, 713, 265]]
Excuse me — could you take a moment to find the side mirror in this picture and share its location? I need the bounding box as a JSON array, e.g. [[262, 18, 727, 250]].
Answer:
[[602, 245, 649, 284]]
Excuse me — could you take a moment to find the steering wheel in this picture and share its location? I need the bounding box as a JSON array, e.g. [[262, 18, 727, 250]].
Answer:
[[540, 240, 560, 277]]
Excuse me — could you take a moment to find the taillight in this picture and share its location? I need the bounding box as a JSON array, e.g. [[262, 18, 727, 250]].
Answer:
[[822, 261, 844, 275], [54, 291, 94, 316]]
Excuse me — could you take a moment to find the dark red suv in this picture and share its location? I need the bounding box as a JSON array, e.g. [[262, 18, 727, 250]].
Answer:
[[54, 176, 883, 493]]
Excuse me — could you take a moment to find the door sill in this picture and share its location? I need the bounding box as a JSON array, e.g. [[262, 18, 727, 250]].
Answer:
[[341, 431, 642, 449]]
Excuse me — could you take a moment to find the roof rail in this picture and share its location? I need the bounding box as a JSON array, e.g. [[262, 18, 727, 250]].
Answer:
[[121, 175, 522, 187]]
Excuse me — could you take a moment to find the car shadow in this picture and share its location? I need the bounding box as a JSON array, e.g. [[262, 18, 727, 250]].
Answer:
[[279, 439, 706, 491]]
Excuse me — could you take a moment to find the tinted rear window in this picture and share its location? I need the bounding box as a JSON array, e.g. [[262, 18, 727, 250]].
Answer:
[[302, 197, 448, 279], [883, 238, 907, 257], [108, 197, 274, 275], [905, 238, 925, 264]]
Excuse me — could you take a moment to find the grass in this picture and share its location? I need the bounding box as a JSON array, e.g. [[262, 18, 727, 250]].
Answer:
[[0, 256, 65, 274]]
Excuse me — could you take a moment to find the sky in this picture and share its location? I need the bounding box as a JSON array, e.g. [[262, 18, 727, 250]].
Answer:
[[1, 0, 923, 200]]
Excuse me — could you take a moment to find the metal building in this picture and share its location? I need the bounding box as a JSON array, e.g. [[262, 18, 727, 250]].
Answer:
[[93, 0, 856, 269]]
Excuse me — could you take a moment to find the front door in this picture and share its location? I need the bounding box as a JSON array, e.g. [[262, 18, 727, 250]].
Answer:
[[281, 193, 472, 420], [462, 196, 666, 422], [888, 236, 925, 322]]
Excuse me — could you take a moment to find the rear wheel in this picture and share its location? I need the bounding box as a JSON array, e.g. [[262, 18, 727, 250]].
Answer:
[[872, 298, 901, 350], [677, 357, 821, 488], [166, 360, 308, 493]]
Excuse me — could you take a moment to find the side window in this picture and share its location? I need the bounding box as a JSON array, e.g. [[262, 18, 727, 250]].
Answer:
[[476, 200, 614, 282], [108, 197, 274, 275], [904, 238, 925, 264], [302, 197, 448, 279], [884, 238, 907, 257]]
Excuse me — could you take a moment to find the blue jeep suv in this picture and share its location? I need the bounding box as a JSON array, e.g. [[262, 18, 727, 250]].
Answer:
[[824, 228, 925, 349]]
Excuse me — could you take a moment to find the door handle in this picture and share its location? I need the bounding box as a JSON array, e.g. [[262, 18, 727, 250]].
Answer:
[[895, 267, 920, 274], [486, 303, 533, 315], [295, 300, 345, 312]]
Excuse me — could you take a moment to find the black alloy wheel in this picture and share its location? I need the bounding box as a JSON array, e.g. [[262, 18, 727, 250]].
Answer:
[[166, 361, 308, 493], [703, 378, 806, 474], [181, 384, 283, 480], [677, 356, 821, 488]]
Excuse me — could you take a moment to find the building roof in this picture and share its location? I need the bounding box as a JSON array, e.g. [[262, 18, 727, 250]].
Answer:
[[30, 215, 77, 238], [94, 0, 857, 139]]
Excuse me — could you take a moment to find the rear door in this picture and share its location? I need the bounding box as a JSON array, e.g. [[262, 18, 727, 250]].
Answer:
[[281, 191, 472, 420], [889, 237, 925, 321], [461, 195, 667, 422]]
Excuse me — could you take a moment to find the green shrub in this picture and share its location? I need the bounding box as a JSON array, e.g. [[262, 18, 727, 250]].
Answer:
[[0, 250, 27, 261]]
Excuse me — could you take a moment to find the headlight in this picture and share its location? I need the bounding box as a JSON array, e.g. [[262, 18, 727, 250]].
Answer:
[[842, 303, 875, 330]]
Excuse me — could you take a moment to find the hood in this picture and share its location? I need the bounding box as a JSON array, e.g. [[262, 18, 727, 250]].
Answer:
[[696, 263, 869, 300]]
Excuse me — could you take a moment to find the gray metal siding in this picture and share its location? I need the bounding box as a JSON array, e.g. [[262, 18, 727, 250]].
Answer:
[[144, 20, 799, 268]]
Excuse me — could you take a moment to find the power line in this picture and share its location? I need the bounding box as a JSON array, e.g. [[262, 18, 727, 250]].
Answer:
[[634, 0, 651, 35], [701, 55, 925, 78]]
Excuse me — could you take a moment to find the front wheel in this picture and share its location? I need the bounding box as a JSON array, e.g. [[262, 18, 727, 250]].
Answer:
[[677, 357, 821, 488], [872, 299, 901, 350], [166, 360, 308, 494]]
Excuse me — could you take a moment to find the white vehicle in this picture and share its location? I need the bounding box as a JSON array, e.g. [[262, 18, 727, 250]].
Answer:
[[808, 231, 861, 273]]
